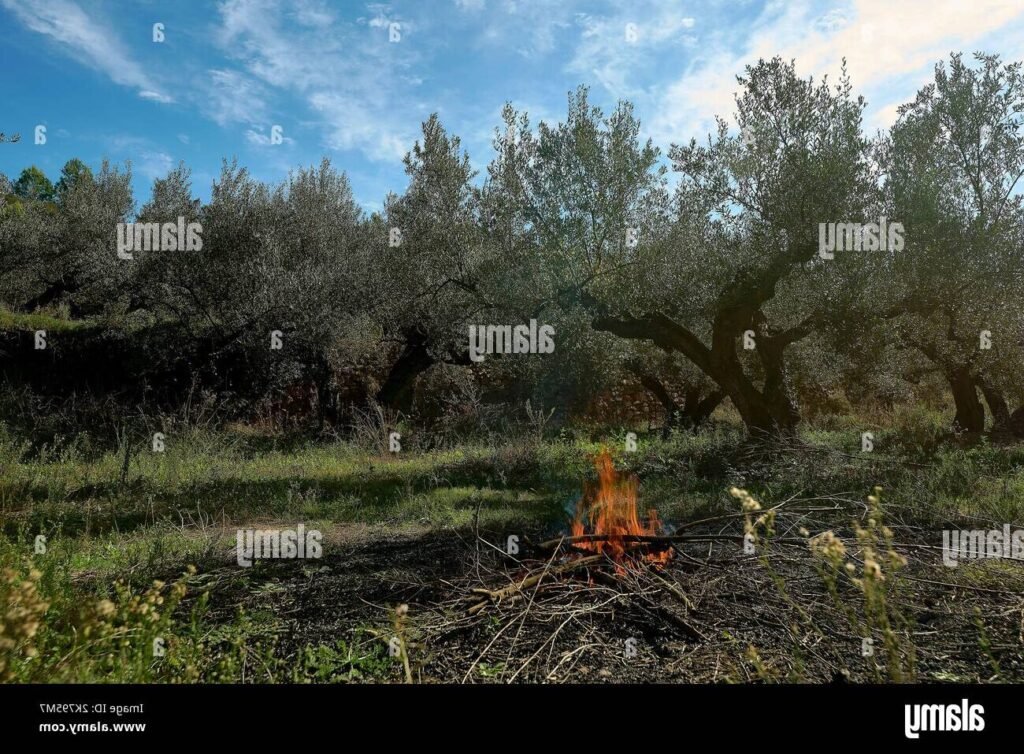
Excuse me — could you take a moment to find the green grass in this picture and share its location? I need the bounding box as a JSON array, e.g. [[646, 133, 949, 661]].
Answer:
[[0, 306, 91, 333]]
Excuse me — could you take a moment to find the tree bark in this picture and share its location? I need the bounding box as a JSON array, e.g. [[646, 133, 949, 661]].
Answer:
[[624, 360, 726, 435], [907, 336, 988, 435], [689, 388, 725, 427], [376, 326, 435, 413], [624, 361, 681, 436], [311, 354, 334, 431], [750, 323, 802, 434], [20, 278, 80, 314], [948, 367, 985, 434], [977, 376, 1011, 431]]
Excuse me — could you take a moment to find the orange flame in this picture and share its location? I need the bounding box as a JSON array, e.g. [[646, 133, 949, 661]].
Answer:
[[571, 450, 671, 569]]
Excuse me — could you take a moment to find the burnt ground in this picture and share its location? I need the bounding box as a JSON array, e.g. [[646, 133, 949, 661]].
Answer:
[[182, 517, 1024, 684]]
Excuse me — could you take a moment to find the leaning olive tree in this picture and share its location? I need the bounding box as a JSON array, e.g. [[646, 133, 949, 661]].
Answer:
[[878, 53, 1024, 432]]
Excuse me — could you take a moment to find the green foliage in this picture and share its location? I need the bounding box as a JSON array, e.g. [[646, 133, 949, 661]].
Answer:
[[55, 159, 93, 199], [13, 166, 54, 202], [295, 636, 392, 682]]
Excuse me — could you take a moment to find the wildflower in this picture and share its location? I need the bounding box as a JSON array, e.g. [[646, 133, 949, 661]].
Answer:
[[809, 531, 846, 565], [864, 558, 884, 581], [730, 487, 762, 513], [888, 551, 908, 569]]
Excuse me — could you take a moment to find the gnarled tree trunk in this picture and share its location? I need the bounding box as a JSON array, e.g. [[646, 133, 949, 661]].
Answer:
[[377, 326, 434, 413], [948, 366, 985, 433], [977, 376, 1010, 431], [592, 309, 804, 437]]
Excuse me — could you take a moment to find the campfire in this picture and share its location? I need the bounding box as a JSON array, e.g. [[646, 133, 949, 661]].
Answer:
[[570, 449, 672, 570], [465, 449, 686, 622]]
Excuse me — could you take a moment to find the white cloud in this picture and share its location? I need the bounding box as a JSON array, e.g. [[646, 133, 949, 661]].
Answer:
[[647, 0, 1024, 147], [137, 150, 175, 180], [215, 0, 418, 163], [1, 0, 172, 104], [107, 136, 175, 181], [555, 2, 698, 103], [308, 93, 407, 162], [477, 0, 576, 57], [139, 90, 173, 104], [365, 4, 397, 29], [291, 0, 335, 27], [201, 69, 269, 127], [362, 3, 411, 36]]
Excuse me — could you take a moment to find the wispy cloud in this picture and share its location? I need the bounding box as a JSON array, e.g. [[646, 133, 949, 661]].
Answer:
[[4, 0, 1023, 205], [215, 0, 419, 162], [139, 90, 173, 104], [136, 149, 175, 180], [475, 0, 577, 57], [107, 135, 175, 181], [568, 1, 697, 101], [0, 0, 172, 104], [201, 69, 270, 127]]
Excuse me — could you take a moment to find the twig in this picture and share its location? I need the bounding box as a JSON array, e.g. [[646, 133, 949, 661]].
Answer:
[[467, 555, 604, 614]]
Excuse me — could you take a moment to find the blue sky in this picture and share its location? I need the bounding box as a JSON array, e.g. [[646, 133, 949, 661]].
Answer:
[[2, 0, 1023, 213]]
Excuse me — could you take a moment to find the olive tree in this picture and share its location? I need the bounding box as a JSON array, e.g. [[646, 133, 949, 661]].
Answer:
[[493, 65, 874, 435], [879, 53, 1024, 432]]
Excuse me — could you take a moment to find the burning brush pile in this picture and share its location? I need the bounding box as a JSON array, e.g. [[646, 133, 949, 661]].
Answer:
[[421, 450, 710, 682]]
